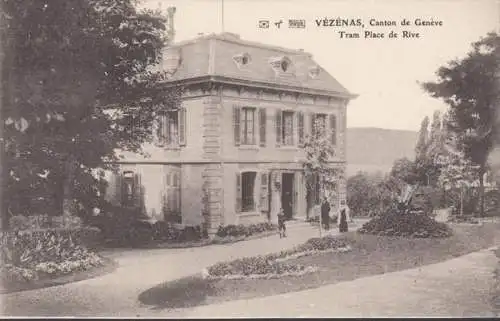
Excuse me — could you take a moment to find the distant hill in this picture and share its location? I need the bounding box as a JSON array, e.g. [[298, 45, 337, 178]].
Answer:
[[346, 127, 418, 177]]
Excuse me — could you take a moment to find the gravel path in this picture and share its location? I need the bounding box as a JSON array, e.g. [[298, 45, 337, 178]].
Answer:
[[160, 246, 499, 318], [1, 223, 331, 317]]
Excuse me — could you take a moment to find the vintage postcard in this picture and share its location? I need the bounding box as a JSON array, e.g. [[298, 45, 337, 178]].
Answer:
[[1, 0, 500, 318]]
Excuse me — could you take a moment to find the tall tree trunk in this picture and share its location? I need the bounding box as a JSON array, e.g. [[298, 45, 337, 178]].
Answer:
[[62, 155, 78, 226], [478, 166, 485, 217]]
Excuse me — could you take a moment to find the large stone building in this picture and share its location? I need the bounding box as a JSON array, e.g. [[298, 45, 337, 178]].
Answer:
[[103, 32, 357, 235]]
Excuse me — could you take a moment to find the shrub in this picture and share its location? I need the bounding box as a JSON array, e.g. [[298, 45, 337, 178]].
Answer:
[[358, 210, 452, 238], [177, 226, 203, 242], [9, 215, 29, 231], [216, 222, 277, 238], [448, 215, 480, 224]]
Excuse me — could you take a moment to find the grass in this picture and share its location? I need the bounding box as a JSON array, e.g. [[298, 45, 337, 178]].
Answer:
[[138, 222, 500, 310], [492, 248, 500, 316], [0, 257, 118, 294]]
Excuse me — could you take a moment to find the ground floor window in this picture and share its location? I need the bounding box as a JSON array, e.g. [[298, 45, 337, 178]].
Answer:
[[121, 171, 136, 207], [242, 172, 256, 212], [163, 169, 181, 223]]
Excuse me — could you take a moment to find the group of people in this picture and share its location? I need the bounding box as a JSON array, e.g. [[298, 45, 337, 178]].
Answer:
[[321, 199, 351, 232], [277, 198, 352, 238]]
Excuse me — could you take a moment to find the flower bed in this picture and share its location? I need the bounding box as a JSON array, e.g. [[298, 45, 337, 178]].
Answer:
[[0, 228, 105, 287], [204, 256, 316, 280], [274, 246, 352, 262], [203, 235, 351, 280], [203, 265, 319, 280], [216, 222, 277, 238]]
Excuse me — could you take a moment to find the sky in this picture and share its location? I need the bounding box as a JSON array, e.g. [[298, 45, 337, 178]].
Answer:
[[140, 0, 499, 131]]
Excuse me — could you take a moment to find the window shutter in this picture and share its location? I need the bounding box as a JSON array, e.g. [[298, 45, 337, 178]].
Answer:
[[133, 173, 142, 209], [233, 106, 241, 146], [259, 108, 266, 147], [275, 110, 282, 147], [260, 172, 269, 212], [179, 108, 186, 146], [298, 112, 304, 146], [329, 114, 337, 145], [114, 172, 122, 205], [236, 172, 242, 213]]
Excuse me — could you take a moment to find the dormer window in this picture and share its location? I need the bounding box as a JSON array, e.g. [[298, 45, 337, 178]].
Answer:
[[269, 56, 292, 73], [233, 53, 251, 68], [309, 65, 321, 78]]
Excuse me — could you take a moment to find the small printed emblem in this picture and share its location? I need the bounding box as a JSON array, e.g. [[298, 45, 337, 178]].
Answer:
[[274, 19, 284, 28], [258, 20, 270, 29]]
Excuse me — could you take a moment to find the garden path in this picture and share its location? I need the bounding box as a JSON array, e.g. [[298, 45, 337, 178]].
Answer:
[[1, 221, 338, 317], [157, 246, 499, 318]]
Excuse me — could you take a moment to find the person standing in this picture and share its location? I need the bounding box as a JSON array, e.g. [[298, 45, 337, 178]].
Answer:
[[277, 208, 287, 238], [337, 204, 352, 225], [321, 199, 331, 230], [339, 208, 348, 233]]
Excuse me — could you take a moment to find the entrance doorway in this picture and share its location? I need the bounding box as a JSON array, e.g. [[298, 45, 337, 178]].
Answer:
[[281, 173, 295, 219]]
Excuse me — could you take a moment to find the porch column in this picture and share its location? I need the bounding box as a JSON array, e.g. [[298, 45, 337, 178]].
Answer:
[[296, 171, 307, 219], [270, 171, 281, 225]]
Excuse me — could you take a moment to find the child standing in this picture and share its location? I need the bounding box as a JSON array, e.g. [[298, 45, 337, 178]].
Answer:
[[277, 208, 287, 238]]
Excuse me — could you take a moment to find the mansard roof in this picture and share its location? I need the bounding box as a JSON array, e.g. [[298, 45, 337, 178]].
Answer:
[[160, 32, 356, 99]]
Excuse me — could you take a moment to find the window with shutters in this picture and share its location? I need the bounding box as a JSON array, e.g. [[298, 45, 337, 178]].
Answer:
[[330, 114, 337, 145], [259, 108, 266, 147], [241, 107, 256, 145], [276, 110, 282, 146], [241, 172, 257, 212], [122, 171, 135, 207], [312, 113, 327, 137], [163, 169, 181, 223], [282, 111, 294, 146], [298, 112, 305, 146], [156, 109, 186, 148], [260, 172, 269, 212]]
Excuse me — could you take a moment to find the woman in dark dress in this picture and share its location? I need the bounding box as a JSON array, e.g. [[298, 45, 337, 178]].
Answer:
[[321, 200, 331, 230], [339, 208, 348, 233]]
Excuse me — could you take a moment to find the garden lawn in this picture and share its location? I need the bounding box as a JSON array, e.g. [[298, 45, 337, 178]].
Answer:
[[492, 247, 500, 316], [138, 222, 500, 310]]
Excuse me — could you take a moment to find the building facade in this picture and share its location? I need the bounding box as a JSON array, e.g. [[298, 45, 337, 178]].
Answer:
[[103, 32, 356, 235]]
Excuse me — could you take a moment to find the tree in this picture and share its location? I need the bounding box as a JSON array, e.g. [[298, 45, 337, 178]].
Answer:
[[422, 32, 500, 216], [302, 117, 340, 234], [347, 172, 394, 217], [390, 157, 418, 185], [1, 0, 181, 228], [438, 148, 480, 215], [346, 172, 374, 216], [415, 116, 430, 160]]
